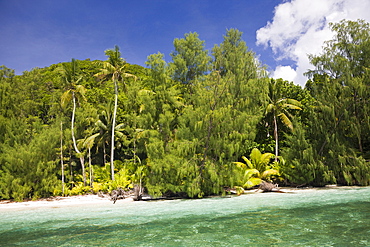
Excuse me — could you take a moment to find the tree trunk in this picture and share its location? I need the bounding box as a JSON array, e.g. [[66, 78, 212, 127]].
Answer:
[[103, 143, 107, 165], [71, 92, 86, 186], [110, 81, 118, 181], [88, 146, 93, 187], [273, 114, 279, 162], [69, 147, 73, 184], [80, 156, 86, 186], [60, 121, 65, 195]]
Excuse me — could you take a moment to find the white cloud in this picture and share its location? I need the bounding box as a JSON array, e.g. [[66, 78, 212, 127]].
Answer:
[[272, 66, 297, 82], [257, 0, 370, 87]]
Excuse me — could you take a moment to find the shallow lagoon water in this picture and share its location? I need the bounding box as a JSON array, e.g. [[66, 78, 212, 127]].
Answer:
[[1, 187, 369, 246]]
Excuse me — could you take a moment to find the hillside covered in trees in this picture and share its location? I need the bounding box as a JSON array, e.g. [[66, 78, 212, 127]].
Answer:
[[1, 19, 369, 201]]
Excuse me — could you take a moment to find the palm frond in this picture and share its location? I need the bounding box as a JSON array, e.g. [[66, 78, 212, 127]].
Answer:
[[94, 68, 110, 79], [122, 72, 137, 80], [241, 155, 249, 163], [95, 120, 108, 131], [261, 169, 280, 180], [243, 177, 262, 189], [74, 75, 83, 85], [75, 85, 87, 101], [233, 161, 246, 169], [103, 62, 116, 73], [285, 98, 302, 107], [241, 156, 253, 169], [61, 90, 72, 109], [250, 148, 262, 167], [115, 131, 125, 139], [283, 103, 302, 110], [260, 152, 274, 166], [115, 123, 126, 130], [84, 133, 100, 149], [76, 138, 86, 151], [278, 113, 293, 130], [276, 98, 288, 104], [244, 169, 260, 180], [265, 103, 275, 114]]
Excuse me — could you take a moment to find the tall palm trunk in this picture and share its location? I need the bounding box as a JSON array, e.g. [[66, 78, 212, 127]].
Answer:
[[110, 81, 118, 181], [88, 146, 93, 187], [60, 121, 65, 195], [103, 143, 107, 164], [273, 114, 279, 162], [71, 92, 86, 186]]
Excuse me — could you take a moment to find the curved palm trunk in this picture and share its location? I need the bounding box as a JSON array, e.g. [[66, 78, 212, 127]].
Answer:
[[110, 81, 118, 181], [273, 115, 279, 162], [71, 92, 86, 186]]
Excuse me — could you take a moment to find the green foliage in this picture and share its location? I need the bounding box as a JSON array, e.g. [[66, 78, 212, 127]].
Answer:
[[234, 148, 280, 189], [1, 21, 370, 201], [0, 121, 60, 201], [95, 45, 137, 181], [110, 167, 133, 191], [264, 79, 302, 159], [141, 29, 270, 198], [282, 122, 328, 186], [286, 19, 370, 186], [69, 184, 92, 196], [87, 163, 133, 194], [60, 58, 88, 186], [170, 32, 211, 84]]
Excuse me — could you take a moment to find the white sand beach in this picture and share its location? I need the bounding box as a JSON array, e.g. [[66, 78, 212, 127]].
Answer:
[[0, 194, 134, 210], [0, 186, 352, 210]]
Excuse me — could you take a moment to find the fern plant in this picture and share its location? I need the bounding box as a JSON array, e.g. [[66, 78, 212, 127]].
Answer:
[[234, 148, 280, 189]]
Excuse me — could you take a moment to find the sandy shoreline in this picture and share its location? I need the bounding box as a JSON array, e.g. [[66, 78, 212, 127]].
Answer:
[[0, 186, 359, 210], [0, 194, 135, 210]]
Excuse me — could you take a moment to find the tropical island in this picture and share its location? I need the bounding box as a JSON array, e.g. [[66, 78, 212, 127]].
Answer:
[[0, 19, 369, 203]]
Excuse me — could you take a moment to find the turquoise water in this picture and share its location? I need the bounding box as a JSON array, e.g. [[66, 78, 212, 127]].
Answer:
[[1, 187, 369, 246]]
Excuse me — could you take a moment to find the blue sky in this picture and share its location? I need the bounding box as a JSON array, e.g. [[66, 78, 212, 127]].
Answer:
[[1, 0, 369, 86]]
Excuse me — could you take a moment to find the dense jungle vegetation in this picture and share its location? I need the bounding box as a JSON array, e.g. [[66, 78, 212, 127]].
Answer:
[[1, 19, 369, 201]]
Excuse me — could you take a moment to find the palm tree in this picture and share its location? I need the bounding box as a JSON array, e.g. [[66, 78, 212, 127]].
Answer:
[[234, 148, 279, 189], [60, 121, 65, 195], [265, 79, 302, 161], [85, 101, 128, 180], [59, 59, 87, 186], [83, 132, 98, 187], [95, 46, 136, 180]]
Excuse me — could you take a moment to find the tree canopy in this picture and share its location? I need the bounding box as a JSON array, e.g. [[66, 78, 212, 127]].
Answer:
[[0, 20, 369, 201]]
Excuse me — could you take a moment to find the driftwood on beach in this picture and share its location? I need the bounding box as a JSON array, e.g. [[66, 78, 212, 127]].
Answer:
[[224, 182, 285, 195], [110, 184, 145, 204], [109, 181, 285, 204], [256, 181, 286, 193], [258, 181, 279, 192], [110, 188, 126, 204]]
